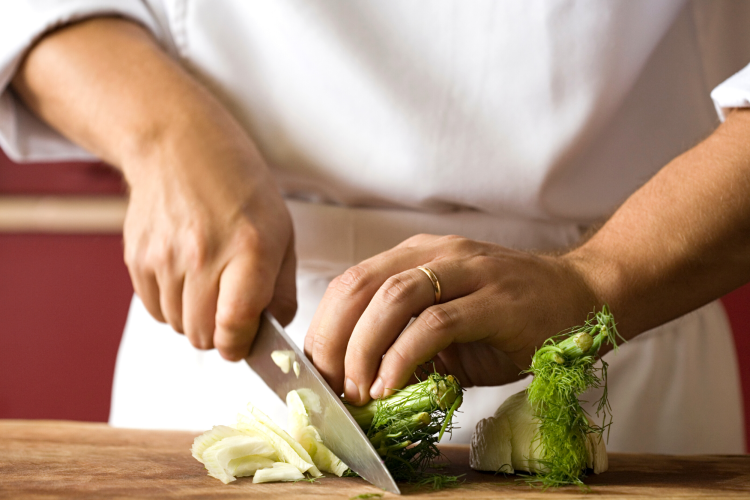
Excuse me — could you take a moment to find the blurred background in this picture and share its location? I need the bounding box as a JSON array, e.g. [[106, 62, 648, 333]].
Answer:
[[1, 148, 749, 452], [0, 150, 131, 423]]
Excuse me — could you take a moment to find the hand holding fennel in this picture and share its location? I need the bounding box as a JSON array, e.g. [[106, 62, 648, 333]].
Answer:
[[303, 234, 603, 407]]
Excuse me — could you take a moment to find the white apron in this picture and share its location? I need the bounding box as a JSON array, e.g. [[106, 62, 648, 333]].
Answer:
[[0, 0, 747, 453], [110, 199, 745, 454]]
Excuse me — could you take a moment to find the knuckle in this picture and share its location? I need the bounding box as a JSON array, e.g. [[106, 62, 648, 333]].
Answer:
[[440, 234, 473, 253], [379, 274, 417, 305], [440, 234, 463, 242], [332, 265, 371, 297], [214, 336, 249, 356], [389, 345, 410, 366], [384, 344, 415, 374], [421, 304, 456, 335], [311, 329, 343, 363], [312, 336, 334, 366], [471, 254, 495, 267], [326, 275, 342, 295], [145, 240, 171, 269], [182, 228, 210, 271], [470, 255, 497, 287], [216, 289, 272, 333], [124, 240, 148, 272], [215, 305, 256, 332], [232, 226, 263, 255]]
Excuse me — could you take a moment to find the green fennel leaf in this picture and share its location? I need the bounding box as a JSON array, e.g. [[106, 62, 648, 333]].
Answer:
[[523, 305, 624, 489]]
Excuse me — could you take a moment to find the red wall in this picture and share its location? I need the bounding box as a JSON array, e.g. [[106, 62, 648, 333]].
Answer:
[[0, 153, 131, 422], [0, 234, 132, 421], [719, 285, 750, 451]]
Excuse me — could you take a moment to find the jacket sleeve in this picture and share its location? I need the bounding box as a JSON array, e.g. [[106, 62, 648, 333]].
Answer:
[[0, 0, 164, 162], [711, 63, 750, 122]]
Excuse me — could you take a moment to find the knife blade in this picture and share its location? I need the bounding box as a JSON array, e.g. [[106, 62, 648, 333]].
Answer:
[[245, 310, 400, 494]]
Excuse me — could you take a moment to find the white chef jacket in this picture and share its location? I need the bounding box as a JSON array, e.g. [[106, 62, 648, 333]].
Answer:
[[1, 0, 749, 453]]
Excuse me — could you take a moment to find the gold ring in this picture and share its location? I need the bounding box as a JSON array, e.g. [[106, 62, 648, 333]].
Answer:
[[416, 265, 442, 304]]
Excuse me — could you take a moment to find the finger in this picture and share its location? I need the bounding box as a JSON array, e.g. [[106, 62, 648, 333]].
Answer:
[[182, 266, 220, 350], [267, 239, 297, 327], [374, 288, 500, 397], [307, 245, 438, 396], [214, 255, 275, 361], [344, 260, 479, 404], [155, 262, 185, 334], [129, 266, 166, 323], [304, 234, 443, 362]]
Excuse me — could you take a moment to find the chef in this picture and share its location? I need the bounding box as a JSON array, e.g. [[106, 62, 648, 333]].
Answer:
[[1, 1, 748, 453]]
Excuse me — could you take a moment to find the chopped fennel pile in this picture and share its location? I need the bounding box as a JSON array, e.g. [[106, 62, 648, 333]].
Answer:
[[470, 306, 622, 489], [192, 391, 347, 484], [193, 372, 465, 487], [345, 372, 464, 483]]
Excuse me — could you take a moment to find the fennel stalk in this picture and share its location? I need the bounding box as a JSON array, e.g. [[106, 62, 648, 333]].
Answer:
[[524, 305, 623, 488], [344, 372, 463, 483]]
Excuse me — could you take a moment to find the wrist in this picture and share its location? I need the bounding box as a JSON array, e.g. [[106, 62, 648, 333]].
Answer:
[[559, 244, 634, 339], [118, 94, 265, 191]]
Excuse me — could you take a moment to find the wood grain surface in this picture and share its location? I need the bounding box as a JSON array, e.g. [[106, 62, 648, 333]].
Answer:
[[1, 420, 749, 499]]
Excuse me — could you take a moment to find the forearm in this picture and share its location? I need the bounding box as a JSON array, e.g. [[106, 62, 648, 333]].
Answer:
[[11, 16, 297, 357], [565, 109, 750, 339], [10, 17, 255, 184]]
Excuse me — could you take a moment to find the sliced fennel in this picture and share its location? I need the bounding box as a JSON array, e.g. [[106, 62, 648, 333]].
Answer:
[[228, 456, 276, 477], [271, 350, 296, 374], [202, 434, 279, 484], [287, 390, 348, 476], [296, 388, 322, 414], [191, 425, 244, 464], [253, 462, 305, 483], [192, 405, 322, 485], [237, 404, 322, 477]]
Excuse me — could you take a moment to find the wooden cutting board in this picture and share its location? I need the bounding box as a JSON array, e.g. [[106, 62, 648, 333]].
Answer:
[[1, 420, 749, 499]]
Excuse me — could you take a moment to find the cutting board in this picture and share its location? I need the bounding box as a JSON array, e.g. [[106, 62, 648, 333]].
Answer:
[[1, 420, 749, 499]]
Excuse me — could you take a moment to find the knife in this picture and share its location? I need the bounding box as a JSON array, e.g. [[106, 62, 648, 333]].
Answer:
[[245, 310, 400, 494]]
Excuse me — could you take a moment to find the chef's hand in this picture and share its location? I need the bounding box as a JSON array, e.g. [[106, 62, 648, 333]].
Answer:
[[307, 107, 750, 403], [11, 17, 296, 361], [123, 124, 296, 361], [304, 234, 597, 404]]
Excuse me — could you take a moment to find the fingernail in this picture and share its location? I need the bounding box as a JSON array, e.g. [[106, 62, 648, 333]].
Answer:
[[345, 377, 360, 403], [370, 377, 384, 400]]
